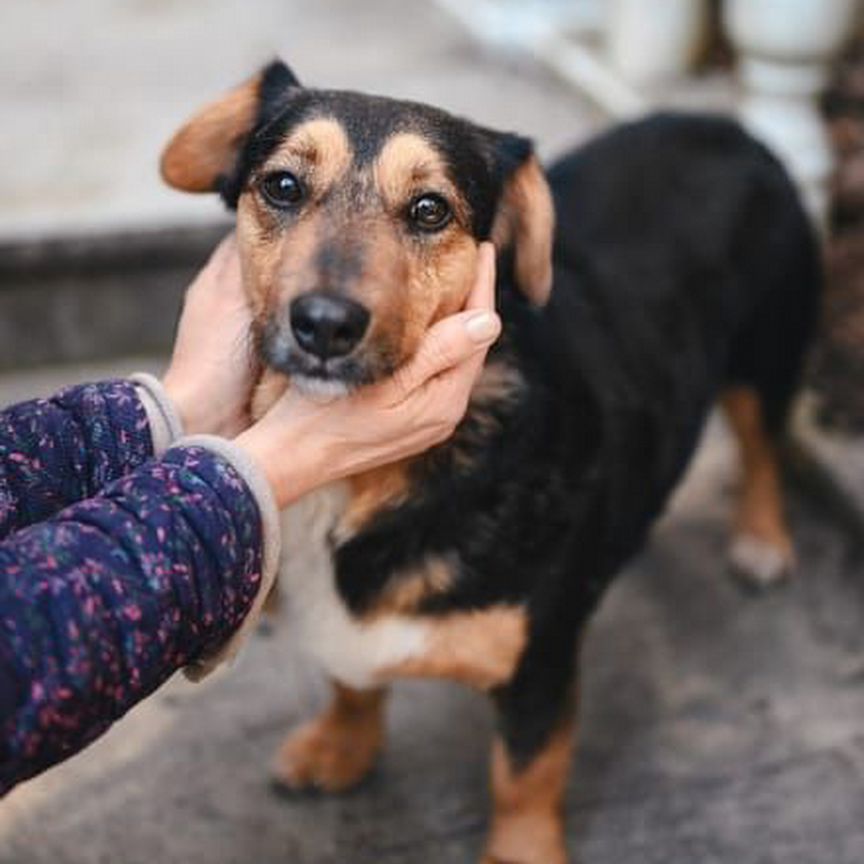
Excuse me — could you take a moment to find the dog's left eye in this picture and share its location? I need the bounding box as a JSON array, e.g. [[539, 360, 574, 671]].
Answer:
[[409, 194, 452, 231], [260, 171, 304, 208]]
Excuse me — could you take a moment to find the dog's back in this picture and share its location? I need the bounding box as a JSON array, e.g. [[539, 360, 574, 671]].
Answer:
[[517, 113, 821, 572], [548, 113, 819, 423]]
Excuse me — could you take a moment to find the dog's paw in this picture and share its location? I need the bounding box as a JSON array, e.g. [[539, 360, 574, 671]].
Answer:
[[480, 847, 568, 864], [271, 717, 380, 794], [481, 818, 568, 864], [728, 532, 795, 589]]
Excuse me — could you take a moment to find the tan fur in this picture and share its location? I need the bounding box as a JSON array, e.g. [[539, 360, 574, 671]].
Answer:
[[161, 73, 262, 193], [236, 192, 296, 323], [374, 133, 466, 222], [379, 606, 528, 690], [263, 118, 353, 195], [721, 386, 794, 560], [396, 229, 479, 361], [370, 554, 455, 616], [492, 155, 555, 305], [232, 123, 481, 378], [235, 120, 352, 328], [273, 682, 386, 792], [482, 723, 575, 864], [342, 461, 412, 537]]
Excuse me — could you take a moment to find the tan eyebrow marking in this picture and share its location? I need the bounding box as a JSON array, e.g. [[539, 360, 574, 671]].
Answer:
[[374, 132, 460, 212], [264, 118, 353, 191]]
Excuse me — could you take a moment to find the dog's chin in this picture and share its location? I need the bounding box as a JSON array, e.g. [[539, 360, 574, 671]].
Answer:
[[290, 374, 354, 402], [270, 347, 396, 402], [261, 338, 399, 402]]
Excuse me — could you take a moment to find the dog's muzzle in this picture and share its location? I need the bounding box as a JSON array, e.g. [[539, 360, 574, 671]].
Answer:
[[290, 293, 370, 360], [259, 292, 380, 397]]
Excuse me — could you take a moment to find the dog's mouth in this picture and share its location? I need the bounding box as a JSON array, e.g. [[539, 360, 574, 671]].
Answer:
[[288, 360, 374, 399], [258, 319, 397, 399]]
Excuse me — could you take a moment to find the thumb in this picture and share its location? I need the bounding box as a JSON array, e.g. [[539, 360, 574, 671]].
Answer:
[[388, 310, 500, 403], [388, 257, 499, 402]]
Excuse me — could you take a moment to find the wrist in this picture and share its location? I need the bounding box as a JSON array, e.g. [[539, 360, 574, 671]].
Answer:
[[234, 415, 333, 509], [131, 372, 184, 455], [163, 374, 247, 438]]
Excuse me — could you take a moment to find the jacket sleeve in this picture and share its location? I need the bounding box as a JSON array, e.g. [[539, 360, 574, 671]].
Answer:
[[0, 442, 280, 796], [0, 379, 174, 540]]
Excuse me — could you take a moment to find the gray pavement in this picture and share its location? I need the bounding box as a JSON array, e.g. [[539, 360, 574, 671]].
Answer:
[[0, 0, 601, 240], [2, 1, 863, 861], [1, 366, 862, 863]]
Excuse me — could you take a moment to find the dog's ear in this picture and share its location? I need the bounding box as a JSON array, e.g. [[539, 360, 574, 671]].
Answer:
[[490, 134, 555, 306], [161, 60, 300, 194]]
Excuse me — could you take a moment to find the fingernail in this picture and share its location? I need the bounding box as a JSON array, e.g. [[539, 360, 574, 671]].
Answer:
[[465, 312, 500, 343]]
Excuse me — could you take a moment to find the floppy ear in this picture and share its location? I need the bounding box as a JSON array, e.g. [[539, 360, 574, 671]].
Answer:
[[490, 135, 555, 306], [160, 60, 300, 194]]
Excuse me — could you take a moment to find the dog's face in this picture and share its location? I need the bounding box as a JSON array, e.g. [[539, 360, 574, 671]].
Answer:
[[162, 61, 554, 396]]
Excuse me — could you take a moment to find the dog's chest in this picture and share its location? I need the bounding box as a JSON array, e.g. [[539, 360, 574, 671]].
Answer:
[[277, 482, 428, 688]]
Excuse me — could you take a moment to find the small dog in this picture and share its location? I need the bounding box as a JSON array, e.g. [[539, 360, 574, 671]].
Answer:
[[161, 60, 820, 863]]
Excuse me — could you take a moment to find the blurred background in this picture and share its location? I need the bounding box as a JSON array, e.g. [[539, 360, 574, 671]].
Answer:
[[2, 2, 864, 862]]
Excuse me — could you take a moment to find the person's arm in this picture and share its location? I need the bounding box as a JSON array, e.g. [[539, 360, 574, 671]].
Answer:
[[0, 239, 499, 795], [0, 440, 278, 796], [0, 379, 184, 541]]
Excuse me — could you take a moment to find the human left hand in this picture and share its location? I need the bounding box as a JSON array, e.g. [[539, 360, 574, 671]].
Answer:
[[162, 234, 258, 437]]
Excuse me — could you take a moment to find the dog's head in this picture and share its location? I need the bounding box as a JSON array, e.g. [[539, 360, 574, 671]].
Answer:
[[162, 60, 554, 396]]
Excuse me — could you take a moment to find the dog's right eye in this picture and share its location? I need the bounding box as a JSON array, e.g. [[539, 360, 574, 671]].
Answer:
[[260, 171, 304, 208]]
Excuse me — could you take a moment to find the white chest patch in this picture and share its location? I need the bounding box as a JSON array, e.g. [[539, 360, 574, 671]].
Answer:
[[277, 482, 429, 688]]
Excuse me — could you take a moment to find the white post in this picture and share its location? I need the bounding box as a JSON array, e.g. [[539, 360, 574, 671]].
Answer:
[[607, 0, 710, 86], [723, 0, 861, 229]]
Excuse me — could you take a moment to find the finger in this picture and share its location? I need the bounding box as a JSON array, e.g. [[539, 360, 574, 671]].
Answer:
[[194, 233, 239, 288], [424, 339, 489, 407], [387, 307, 500, 403], [412, 346, 489, 442], [464, 242, 496, 313], [210, 232, 238, 266]]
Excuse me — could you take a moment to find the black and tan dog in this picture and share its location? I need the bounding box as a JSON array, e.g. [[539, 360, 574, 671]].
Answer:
[[161, 60, 820, 863]]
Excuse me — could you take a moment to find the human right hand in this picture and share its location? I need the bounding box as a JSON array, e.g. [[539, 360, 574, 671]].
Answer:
[[235, 243, 500, 508]]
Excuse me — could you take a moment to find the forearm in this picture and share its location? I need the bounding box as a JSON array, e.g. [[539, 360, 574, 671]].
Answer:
[[0, 441, 279, 795], [0, 378, 181, 540]]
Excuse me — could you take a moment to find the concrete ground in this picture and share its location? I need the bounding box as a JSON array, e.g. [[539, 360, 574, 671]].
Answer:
[[1, 363, 863, 864], [0, 0, 601, 240], [2, 1, 863, 862]]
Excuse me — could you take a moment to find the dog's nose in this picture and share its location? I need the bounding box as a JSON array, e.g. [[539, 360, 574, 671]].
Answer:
[[290, 293, 370, 359]]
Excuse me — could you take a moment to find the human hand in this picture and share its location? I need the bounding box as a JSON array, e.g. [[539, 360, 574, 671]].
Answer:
[[236, 243, 500, 508], [163, 234, 257, 437]]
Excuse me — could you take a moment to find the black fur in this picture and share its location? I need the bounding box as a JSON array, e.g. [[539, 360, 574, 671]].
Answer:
[[333, 113, 821, 766], [225, 67, 821, 774]]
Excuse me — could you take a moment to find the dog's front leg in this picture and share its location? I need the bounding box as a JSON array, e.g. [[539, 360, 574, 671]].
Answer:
[[482, 640, 579, 864], [481, 721, 575, 864], [272, 681, 388, 793]]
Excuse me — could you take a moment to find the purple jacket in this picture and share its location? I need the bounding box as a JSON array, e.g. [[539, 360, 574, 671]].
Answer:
[[0, 379, 277, 795]]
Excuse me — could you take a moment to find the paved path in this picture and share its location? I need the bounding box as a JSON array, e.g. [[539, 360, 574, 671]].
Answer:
[[2, 2, 863, 860], [1, 364, 863, 863], [0, 0, 600, 239]]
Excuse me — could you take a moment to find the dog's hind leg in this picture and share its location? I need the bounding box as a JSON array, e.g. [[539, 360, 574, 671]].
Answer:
[[272, 681, 388, 793], [722, 386, 795, 588]]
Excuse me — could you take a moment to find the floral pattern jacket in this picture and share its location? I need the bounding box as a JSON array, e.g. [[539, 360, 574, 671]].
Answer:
[[0, 380, 268, 795]]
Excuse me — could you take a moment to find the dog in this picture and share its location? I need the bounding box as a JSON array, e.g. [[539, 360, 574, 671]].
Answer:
[[160, 60, 821, 864]]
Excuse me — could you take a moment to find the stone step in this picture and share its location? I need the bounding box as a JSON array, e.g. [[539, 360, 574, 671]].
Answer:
[[0, 223, 228, 372]]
